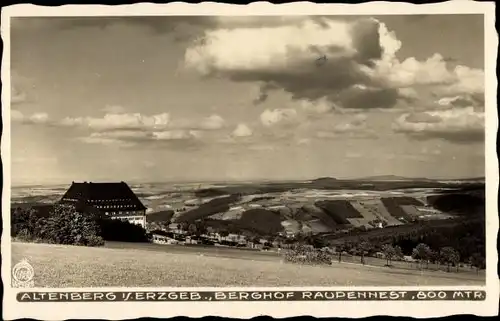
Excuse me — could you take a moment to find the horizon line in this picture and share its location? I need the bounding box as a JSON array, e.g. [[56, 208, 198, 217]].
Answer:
[[11, 175, 486, 187]]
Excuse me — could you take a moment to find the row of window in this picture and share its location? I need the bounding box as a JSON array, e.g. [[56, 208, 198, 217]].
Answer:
[[115, 217, 145, 227], [95, 204, 138, 209], [117, 217, 144, 222], [105, 211, 143, 216], [89, 199, 133, 203]]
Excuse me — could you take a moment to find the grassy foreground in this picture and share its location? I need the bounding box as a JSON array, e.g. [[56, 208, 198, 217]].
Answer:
[[12, 242, 485, 288]]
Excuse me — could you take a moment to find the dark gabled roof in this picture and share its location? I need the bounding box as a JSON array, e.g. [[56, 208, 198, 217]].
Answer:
[[60, 181, 146, 211]]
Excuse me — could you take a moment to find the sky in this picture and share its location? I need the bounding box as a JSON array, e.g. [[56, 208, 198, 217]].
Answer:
[[9, 14, 486, 185]]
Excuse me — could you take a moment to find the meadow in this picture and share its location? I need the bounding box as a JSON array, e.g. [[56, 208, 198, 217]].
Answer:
[[12, 242, 485, 288]]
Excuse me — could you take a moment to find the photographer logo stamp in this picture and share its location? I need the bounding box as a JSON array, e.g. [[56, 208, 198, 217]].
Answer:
[[12, 258, 34, 288]]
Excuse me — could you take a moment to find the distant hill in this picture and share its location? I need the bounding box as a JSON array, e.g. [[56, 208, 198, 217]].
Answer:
[[439, 177, 485, 182], [313, 177, 338, 182], [358, 175, 430, 181], [310, 177, 339, 187], [358, 175, 485, 182]]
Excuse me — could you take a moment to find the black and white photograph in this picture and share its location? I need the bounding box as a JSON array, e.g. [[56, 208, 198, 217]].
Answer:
[[2, 1, 498, 319]]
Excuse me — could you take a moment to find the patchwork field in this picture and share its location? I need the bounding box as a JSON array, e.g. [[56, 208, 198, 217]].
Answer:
[[12, 180, 485, 243], [12, 242, 485, 288]]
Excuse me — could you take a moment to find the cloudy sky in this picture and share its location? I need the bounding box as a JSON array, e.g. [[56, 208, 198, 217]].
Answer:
[[10, 15, 485, 185]]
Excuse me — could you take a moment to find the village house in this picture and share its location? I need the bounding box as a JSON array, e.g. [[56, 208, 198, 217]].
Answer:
[[152, 233, 183, 245], [59, 181, 147, 228]]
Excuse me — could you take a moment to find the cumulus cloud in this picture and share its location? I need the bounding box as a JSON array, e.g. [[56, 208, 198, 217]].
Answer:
[[232, 123, 253, 137], [184, 15, 484, 123], [436, 94, 484, 110], [152, 130, 202, 141], [260, 108, 298, 127], [185, 17, 396, 110], [59, 112, 226, 132], [79, 129, 203, 149], [71, 112, 217, 149], [60, 113, 171, 131], [393, 106, 484, 143], [198, 114, 225, 130], [15, 109, 222, 149], [11, 110, 51, 125]]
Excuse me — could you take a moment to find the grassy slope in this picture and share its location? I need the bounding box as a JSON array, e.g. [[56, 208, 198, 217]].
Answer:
[[12, 242, 484, 287]]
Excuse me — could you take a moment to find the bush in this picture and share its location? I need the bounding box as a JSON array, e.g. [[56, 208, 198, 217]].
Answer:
[[14, 228, 33, 242], [85, 235, 106, 247], [11, 207, 40, 237], [11, 204, 105, 247], [40, 205, 104, 246], [283, 244, 332, 265]]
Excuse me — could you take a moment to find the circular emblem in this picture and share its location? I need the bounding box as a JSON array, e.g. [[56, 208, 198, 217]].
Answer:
[[12, 259, 34, 284]]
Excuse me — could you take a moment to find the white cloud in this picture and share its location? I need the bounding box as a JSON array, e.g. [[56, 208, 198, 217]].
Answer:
[[393, 106, 484, 143], [152, 130, 201, 141], [78, 128, 203, 149], [82, 113, 171, 131], [260, 108, 298, 127], [184, 15, 484, 123], [61, 112, 225, 132], [185, 18, 355, 75], [232, 123, 253, 137], [78, 135, 134, 147], [12, 108, 219, 149], [199, 114, 225, 130], [29, 113, 50, 124], [11, 110, 51, 125]]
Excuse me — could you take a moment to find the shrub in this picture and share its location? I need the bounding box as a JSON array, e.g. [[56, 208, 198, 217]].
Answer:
[[11, 207, 40, 237], [11, 204, 104, 247], [85, 235, 106, 247], [283, 244, 332, 265], [39, 204, 104, 246], [14, 228, 33, 242]]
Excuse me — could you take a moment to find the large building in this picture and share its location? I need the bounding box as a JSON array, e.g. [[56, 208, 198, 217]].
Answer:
[[60, 181, 147, 228]]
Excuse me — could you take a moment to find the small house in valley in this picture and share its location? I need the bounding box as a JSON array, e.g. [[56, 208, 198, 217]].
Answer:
[[60, 181, 147, 228]]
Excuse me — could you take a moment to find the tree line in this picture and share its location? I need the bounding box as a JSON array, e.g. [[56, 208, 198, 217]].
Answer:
[[284, 238, 485, 273]]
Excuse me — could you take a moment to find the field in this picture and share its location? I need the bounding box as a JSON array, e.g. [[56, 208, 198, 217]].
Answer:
[[12, 242, 485, 288], [12, 179, 485, 237]]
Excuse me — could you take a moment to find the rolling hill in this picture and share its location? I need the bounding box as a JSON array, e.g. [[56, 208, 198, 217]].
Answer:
[[162, 182, 485, 238]]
